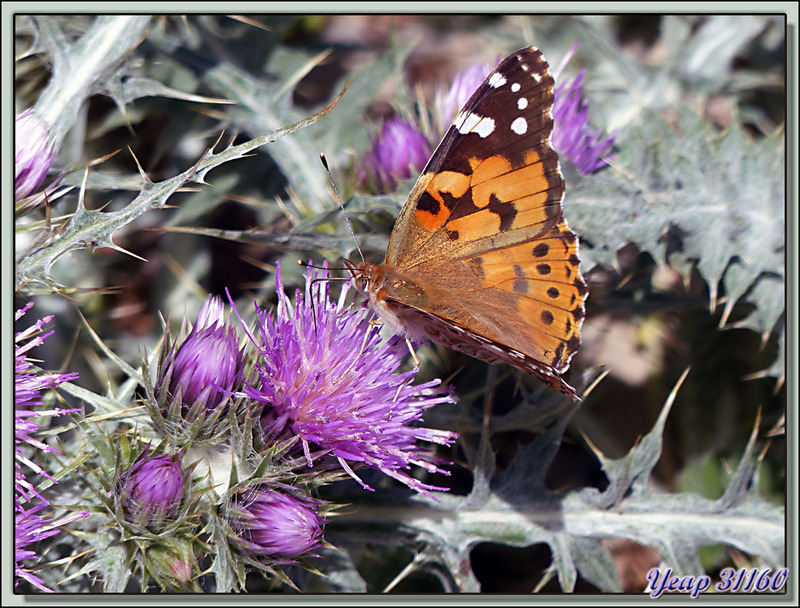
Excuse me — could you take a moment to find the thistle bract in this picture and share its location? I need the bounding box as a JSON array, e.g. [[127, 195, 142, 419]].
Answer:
[[234, 262, 458, 498], [117, 451, 185, 526], [227, 487, 323, 559], [15, 108, 56, 201]]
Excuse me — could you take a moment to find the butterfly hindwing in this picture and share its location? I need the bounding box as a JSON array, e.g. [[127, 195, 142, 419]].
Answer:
[[382, 297, 579, 399], [380, 218, 585, 375]]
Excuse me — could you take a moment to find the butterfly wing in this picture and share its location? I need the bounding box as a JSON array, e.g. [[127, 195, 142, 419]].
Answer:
[[369, 47, 587, 398], [382, 295, 581, 400], [380, 218, 586, 379]]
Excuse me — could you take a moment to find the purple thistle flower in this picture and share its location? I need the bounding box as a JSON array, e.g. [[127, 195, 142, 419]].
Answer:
[[227, 486, 323, 559], [551, 69, 615, 175], [232, 262, 458, 498], [159, 295, 243, 414], [15, 302, 86, 591], [117, 449, 185, 525], [16, 504, 87, 592], [434, 60, 492, 133], [15, 108, 56, 201], [361, 117, 432, 193]]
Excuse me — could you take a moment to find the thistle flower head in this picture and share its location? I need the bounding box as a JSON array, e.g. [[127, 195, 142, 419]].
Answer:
[[15, 302, 79, 504], [15, 108, 56, 201], [155, 296, 243, 433], [434, 60, 492, 133], [14, 303, 85, 591], [117, 449, 185, 526], [551, 69, 615, 175], [226, 486, 323, 559], [15, 504, 87, 592], [15, 380, 77, 505], [15, 503, 59, 592], [234, 262, 458, 498], [361, 117, 432, 193]]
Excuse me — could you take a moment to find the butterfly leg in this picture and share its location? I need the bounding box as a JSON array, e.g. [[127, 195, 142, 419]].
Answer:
[[358, 321, 379, 357], [340, 319, 383, 378], [405, 336, 421, 368], [354, 317, 421, 368]]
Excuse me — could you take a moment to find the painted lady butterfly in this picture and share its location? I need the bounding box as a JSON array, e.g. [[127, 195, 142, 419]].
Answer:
[[346, 47, 587, 401]]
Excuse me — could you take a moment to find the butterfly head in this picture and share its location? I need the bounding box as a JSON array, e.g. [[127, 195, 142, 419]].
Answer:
[[342, 259, 380, 296]]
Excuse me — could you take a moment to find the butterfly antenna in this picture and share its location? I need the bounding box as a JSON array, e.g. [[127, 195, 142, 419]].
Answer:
[[320, 153, 365, 264]]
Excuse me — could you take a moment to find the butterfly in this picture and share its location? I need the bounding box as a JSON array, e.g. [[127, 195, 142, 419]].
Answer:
[[345, 47, 588, 401]]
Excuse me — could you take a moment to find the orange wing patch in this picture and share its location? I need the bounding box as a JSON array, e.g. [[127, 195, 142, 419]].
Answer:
[[408, 151, 562, 257], [465, 221, 586, 370], [414, 171, 471, 233]]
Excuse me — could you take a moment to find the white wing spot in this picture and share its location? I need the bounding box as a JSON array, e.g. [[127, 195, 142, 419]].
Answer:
[[511, 82, 521, 92], [517, 97, 528, 110], [532, 71, 542, 83], [511, 116, 528, 135], [521, 63, 529, 71], [488, 72, 506, 88], [455, 111, 495, 138]]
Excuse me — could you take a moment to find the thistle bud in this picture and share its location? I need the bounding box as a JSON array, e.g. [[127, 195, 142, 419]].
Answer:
[[117, 452, 185, 526], [361, 117, 432, 193], [159, 296, 242, 415], [227, 487, 323, 559], [15, 108, 55, 201]]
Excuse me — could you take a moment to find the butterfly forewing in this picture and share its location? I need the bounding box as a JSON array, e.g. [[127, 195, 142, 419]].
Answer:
[[386, 47, 564, 268]]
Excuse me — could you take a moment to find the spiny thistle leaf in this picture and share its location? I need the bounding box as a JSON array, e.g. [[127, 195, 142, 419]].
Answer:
[[679, 15, 773, 83], [179, 42, 405, 216], [328, 380, 783, 592], [190, 46, 343, 215], [569, 109, 784, 378], [33, 16, 153, 149], [104, 74, 235, 109], [15, 81, 349, 292], [305, 547, 368, 592]]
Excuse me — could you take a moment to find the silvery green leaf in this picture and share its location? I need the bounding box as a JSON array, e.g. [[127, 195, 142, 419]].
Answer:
[[681, 16, 771, 82], [16, 82, 348, 292], [330, 381, 782, 591], [568, 109, 784, 378], [34, 16, 152, 148]]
